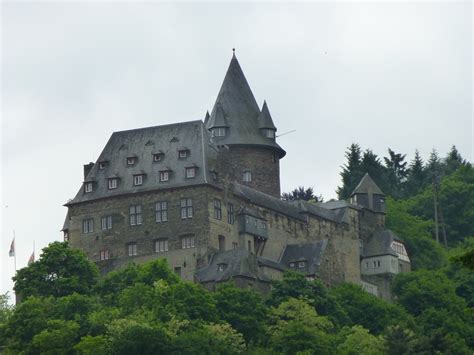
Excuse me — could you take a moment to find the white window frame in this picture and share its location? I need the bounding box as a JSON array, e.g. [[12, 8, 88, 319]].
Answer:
[[133, 175, 143, 186], [126, 157, 136, 166], [100, 250, 109, 261], [214, 199, 222, 220], [98, 162, 106, 170], [155, 201, 168, 222], [185, 167, 196, 179], [212, 127, 226, 137], [155, 239, 169, 253], [153, 153, 163, 162], [181, 235, 195, 249], [160, 171, 169, 182], [127, 243, 137, 256], [82, 218, 94, 234], [180, 198, 193, 219], [298, 261, 306, 269], [227, 203, 234, 224], [101, 215, 112, 230], [108, 178, 118, 190], [178, 150, 189, 159], [84, 182, 93, 193], [243, 171, 252, 182], [129, 205, 142, 226]]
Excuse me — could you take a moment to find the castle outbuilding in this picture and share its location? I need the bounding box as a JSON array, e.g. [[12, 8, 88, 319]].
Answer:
[[63, 53, 410, 300]]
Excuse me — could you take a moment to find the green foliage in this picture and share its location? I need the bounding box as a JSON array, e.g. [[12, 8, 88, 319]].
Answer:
[[74, 335, 109, 355], [31, 319, 80, 355], [267, 298, 335, 354], [269, 271, 350, 327], [385, 197, 446, 269], [213, 282, 267, 344], [282, 186, 322, 202], [13, 242, 99, 299], [383, 325, 428, 355], [337, 325, 386, 355], [330, 283, 413, 335]]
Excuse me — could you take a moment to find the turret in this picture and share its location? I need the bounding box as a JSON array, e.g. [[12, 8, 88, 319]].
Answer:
[[206, 52, 285, 197], [350, 173, 385, 213]]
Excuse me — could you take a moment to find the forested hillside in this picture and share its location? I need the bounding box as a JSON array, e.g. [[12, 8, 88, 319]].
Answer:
[[1, 145, 472, 354]]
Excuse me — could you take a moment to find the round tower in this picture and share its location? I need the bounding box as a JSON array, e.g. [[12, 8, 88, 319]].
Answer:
[[206, 53, 286, 198]]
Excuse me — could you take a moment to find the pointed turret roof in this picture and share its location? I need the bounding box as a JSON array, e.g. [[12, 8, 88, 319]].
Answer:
[[351, 173, 384, 196], [207, 102, 229, 128], [207, 53, 286, 157], [203, 111, 210, 126], [258, 101, 277, 130]]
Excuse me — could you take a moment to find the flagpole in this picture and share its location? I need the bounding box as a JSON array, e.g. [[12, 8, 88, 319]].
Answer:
[[13, 230, 16, 272]]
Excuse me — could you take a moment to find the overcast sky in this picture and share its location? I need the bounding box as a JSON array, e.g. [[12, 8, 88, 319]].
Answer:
[[1, 1, 472, 298]]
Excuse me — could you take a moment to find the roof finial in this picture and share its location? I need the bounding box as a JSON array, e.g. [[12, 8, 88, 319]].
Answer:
[[232, 48, 236, 57]]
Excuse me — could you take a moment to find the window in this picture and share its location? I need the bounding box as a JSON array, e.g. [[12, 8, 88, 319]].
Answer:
[[100, 250, 109, 261], [212, 127, 226, 137], [82, 218, 94, 234], [214, 199, 222, 220], [133, 175, 143, 186], [232, 242, 238, 249], [155, 239, 168, 253], [160, 171, 169, 182], [153, 153, 163, 162], [155, 201, 168, 222], [101, 215, 112, 230], [180, 198, 193, 219], [181, 235, 195, 249], [289, 262, 295, 268], [373, 260, 381, 268], [217, 263, 227, 271], [218, 235, 225, 251], [127, 243, 137, 256], [227, 203, 234, 224], [243, 171, 252, 182], [298, 261, 306, 269], [264, 129, 275, 138], [365, 262, 369, 269], [84, 182, 93, 193], [108, 178, 118, 190], [262, 221, 267, 230], [247, 240, 252, 252], [98, 161, 107, 170], [129, 205, 142, 226], [178, 150, 189, 159], [126, 157, 136, 166], [185, 167, 196, 179]]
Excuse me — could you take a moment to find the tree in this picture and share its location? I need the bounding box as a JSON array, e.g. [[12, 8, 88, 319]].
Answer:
[[337, 143, 363, 199], [443, 145, 465, 175], [74, 335, 109, 355], [267, 298, 335, 354], [405, 150, 427, 196], [213, 283, 267, 344], [282, 186, 322, 202], [31, 319, 80, 354], [383, 325, 427, 355], [384, 148, 408, 197], [268, 271, 350, 327], [337, 325, 386, 355], [13, 242, 99, 299]]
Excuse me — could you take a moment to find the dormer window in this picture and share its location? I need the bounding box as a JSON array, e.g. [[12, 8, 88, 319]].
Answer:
[[289, 262, 295, 268], [178, 149, 189, 159], [243, 171, 252, 182], [153, 153, 163, 162], [217, 263, 228, 272], [298, 261, 306, 269], [108, 178, 118, 190], [185, 167, 196, 179], [133, 174, 143, 186], [211, 127, 226, 137], [84, 182, 93, 193], [98, 161, 107, 170], [160, 171, 169, 182], [262, 129, 275, 139], [126, 157, 136, 166]]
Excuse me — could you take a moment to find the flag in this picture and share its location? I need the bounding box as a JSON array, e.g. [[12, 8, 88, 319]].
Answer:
[[9, 238, 15, 257], [28, 251, 35, 266]]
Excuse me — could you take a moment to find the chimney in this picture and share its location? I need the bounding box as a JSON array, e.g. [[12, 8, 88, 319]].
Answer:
[[83, 162, 94, 179]]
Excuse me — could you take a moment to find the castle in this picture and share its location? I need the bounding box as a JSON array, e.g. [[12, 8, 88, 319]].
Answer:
[[62, 53, 410, 300]]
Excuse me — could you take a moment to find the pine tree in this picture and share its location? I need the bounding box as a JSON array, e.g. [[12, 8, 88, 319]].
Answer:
[[337, 144, 363, 199], [443, 145, 465, 175], [405, 150, 426, 196], [360, 149, 388, 192], [384, 148, 408, 198]]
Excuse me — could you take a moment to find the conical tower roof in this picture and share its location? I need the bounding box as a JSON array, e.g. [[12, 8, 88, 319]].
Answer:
[[207, 102, 229, 128], [351, 173, 384, 196], [258, 101, 277, 130], [207, 53, 286, 157], [203, 110, 210, 126]]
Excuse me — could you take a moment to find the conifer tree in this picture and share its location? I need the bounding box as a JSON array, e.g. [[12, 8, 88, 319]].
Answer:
[[405, 150, 426, 196], [384, 148, 408, 198], [444, 145, 465, 175], [337, 144, 364, 199]]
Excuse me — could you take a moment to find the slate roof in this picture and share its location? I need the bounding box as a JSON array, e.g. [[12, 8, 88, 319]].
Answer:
[[206, 54, 286, 157], [279, 240, 328, 275], [66, 120, 218, 205], [258, 101, 276, 130], [238, 206, 266, 220], [196, 249, 272, 283], [362, 229, 403, 258], [61, 212, 70, 232], [233, 184, 306, 221], [351, 173, 384, 196], [292, 200, 346, 224], [318, 200, 362, 211], [207, 102, 229, 128]]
